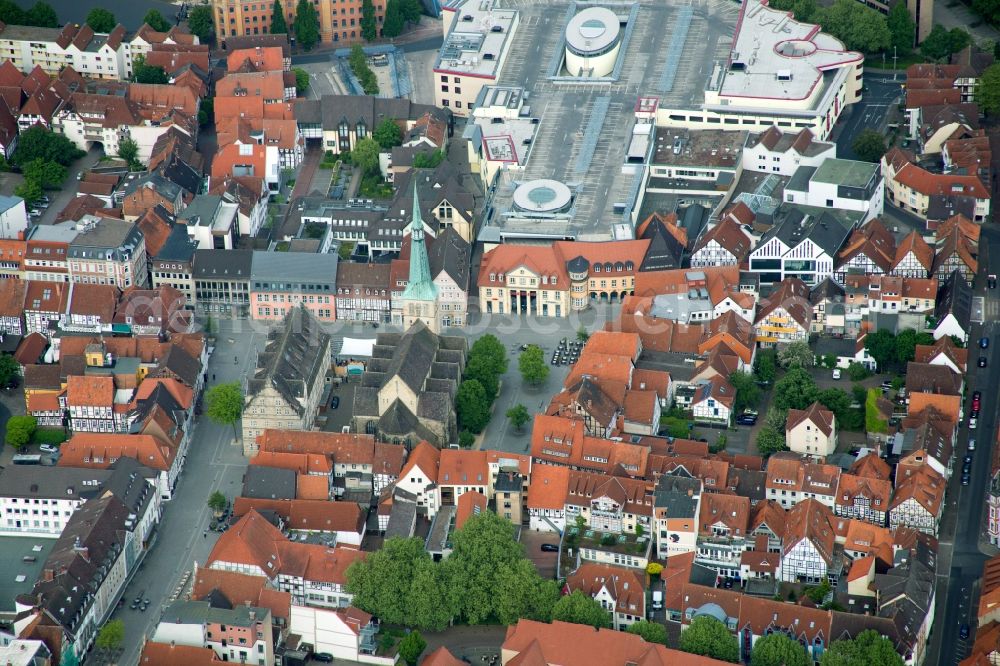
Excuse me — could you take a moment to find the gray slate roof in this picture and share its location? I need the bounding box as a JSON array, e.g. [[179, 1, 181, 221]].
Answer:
[[242, 465, 297, 500]]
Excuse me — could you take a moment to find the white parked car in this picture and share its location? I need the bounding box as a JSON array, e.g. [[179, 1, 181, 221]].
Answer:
[[39, 444, 59, 454], [832, 369, 841, 380]]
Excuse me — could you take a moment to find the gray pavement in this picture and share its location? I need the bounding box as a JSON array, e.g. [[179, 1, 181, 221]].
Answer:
[[101, 319, 263, 666], [934, 0, 1000, 44], [833, 74, 904, 161], [925, 229, 999, 666]]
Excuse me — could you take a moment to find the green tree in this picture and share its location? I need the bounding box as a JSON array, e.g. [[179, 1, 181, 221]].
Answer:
[[0, 354, 21, 388], [85, 7, 116, 32], [382, 0, 405, 37], [806, 577, 832, 604], [361, 0, 378, 40], [518, 344, 549, 386], [271, 0, 288, 34], [818, 388, 851, 421], [627, 620, 669, 645], [679, 616, 740, 663], [551, 590, 611, 629], [26, 1, 58, 27], [756, 425, 788, 458], [412, 148, 444, 168], [351, 137, 381, 174], [852, 128, 887, 163], [0, 0, 25, 25], [13, 126, 85, 166], [754, 348, 778, 383], [773, 367, 819, 411], [465, 355, 499, 402], [818, 0, 890, 53], [751, 633, 810, 666], [441, 511, 553, 624], [347, 538, 442, 627], [458, 430, 475, 448], [198, 97, 214, 127], [973, 0, 1000, 25], [117, 137, 141, 170], [456, 379, 490, 433], [886, 1, 915, 54], [204, 382, 244, 440], [506, 404, 530, 431], [977, 64, 1000, 116], [769, 0, 818, 21], [143, 9, 171, 31], [294, 0, 321, 50], [864, 329, 896, 371], [21, 158, 66, 189], [207, 491, 227, 514], [187, 5, 215, 41], [405, 559, 452, 631], [821, 353, 837, 369], [492, 557, 560, 624], [373, 118, 403, 150], [399, 631, 427, 666], [5, 415, 37, 450], [948, 28, 971, 54], [847, 362, 870, 381], [777, 341, 814, 369], [14, 179, 43, 206], [400, 0, 422, 23], [920, 24, 952, 59], [469, 334, 509, 376], [95, 620, 125, 652], [292, 67, 310, 95], [729, 371, 761, 415], [820, 630, 904, 666], [892, 328, 933, 367], [133, 61, 169, 85]]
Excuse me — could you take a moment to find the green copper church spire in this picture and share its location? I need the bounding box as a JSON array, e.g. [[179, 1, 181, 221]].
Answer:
[[402, 181, 438, 302]]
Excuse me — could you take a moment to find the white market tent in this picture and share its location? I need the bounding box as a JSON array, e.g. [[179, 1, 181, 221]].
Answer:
[[338, 337, 376, 357]]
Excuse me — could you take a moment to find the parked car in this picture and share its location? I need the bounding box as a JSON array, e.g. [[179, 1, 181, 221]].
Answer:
[[330, 396, 340, 409], [736, 415, 758, 425], [832, 368, 841, 380], [990, 274, 998, 289], [39, 444, 58, 454], [313, 654, 335, 663], [961, 624, 971, 639], [980, 337, 990, 349], [970, 416, 978, 430], [962, 474, 971, 486], [540, 543, 559, 552], [979, 356, 988, 368], [969, 438, 976, 451]]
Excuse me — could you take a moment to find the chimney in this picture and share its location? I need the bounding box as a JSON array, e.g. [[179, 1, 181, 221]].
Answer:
[[42, 568, 54, 582]]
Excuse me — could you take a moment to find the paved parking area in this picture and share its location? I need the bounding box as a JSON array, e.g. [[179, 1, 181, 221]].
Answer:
[[520, 529, 559, 579]]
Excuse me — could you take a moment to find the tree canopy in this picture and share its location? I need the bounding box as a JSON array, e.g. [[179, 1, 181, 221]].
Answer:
[[729, 371, 761, 415], [920, 24, 971, 60], [818, 0, 890, 52], [294, 0, 321, 50], [755, 425, 788, 458], [864, 329, 896, 371], [751, 633, 810, 666], [852, 129, 887, 163], [819, 630, 904, 666], [85, 7, 116, 32], [551, 590, 611, 629], [21, 158, 66, 189], [271, 0, 288, 34], [95, 620, 125, 652], [679, 616, 740, 663], [133, 60, 169, 85], [5, 415, 37, 450], [626, 620, 668, 645], [777, 341, 815, 369], [456, 379, 490, 433], [351, 137, 381, 174], [886, 1, 915, 54], [754, 348, 778, 383], [13, 126, 85, 166], [773, 367, 819, 411], [382, 0, 405, 37], [361, 0, 378, 41], [207, 491, 227, 514], [187, 5, 215, 41], [373, 119, 404, 150], [399, 631, 427, 666], [143, 9, 171, 32], [293, 68, 310, 95], [977, 64, 1000, 116], [506, 404, 530, 431], [518, 345, 549, 386], [204, 382, 244, 439], [0, 354, 21, 389]]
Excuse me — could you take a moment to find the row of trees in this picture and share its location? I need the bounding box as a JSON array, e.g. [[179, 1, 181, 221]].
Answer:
[[769, 0, 903, 55], [0, 0, 57, 28], [864, 328, 936, 374], [680, 616, 903, 666], [349, 44, 380, 95], [382, 0, 423, 38], [456, 335, 508, 439]]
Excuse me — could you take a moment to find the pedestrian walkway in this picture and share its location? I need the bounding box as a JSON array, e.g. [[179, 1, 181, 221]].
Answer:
[[292, 147, 322, 200]]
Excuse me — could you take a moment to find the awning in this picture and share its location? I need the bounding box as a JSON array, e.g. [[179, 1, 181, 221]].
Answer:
[[339, 337, 376, 357]]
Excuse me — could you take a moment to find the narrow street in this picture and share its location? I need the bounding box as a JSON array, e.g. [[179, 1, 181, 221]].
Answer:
[[91, 320, 261, 666]]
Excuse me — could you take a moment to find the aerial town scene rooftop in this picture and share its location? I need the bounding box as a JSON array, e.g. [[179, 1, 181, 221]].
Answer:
[[0, 0, 996, 663]]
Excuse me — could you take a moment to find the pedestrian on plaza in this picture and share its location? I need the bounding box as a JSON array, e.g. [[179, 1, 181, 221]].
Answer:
[[212, 374, 216, 381], [235, 356, 238, 364], [203, 531, 207, 538]]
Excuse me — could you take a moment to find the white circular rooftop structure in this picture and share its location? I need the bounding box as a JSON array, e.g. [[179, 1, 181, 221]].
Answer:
[[565, 7, 621, 55], [512, 179, 573, 214], [564, 7, 622, 78]]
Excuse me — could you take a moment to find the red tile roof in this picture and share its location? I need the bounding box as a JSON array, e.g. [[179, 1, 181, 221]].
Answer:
[[58, 433, 176, 472], [65, 375, 114, 407], [455, 491, 488, 529], [140, 642, 222, 666], [191, 567, 290, 622], [786, 402, 835, 437]]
